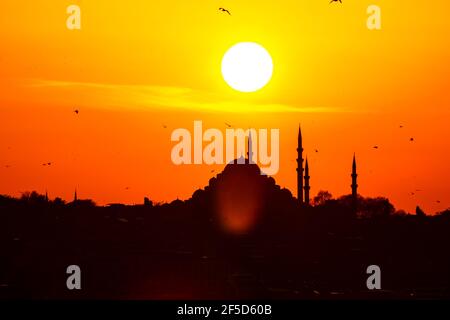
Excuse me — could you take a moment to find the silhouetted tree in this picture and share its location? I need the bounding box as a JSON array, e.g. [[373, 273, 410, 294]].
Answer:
[[20, 191, 47, 206], [52, 197, 66, 206], [313, 190, 333, 206], [395, 209, 408, 217], [416, 206, 426, 217], [359, 197, 395, 219], [144, 197, 153, 207]]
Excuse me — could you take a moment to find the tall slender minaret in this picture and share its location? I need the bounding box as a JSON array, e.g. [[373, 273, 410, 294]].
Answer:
[[296, 125, 304, 204], [247, 132, 254, 164], [45, 190, 49, 202], [74, 189, 78, 202], [304, 157, 310, 205], [351, 154, 358, 202]]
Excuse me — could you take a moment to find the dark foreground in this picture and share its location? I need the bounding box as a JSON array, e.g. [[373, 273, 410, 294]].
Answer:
[[1, 189, 449, 300]]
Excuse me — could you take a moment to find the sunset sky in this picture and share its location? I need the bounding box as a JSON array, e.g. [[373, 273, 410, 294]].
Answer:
[[0, 0, 449, 213]]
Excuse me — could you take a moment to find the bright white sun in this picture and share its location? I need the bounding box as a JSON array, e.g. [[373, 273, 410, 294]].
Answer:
[[221, 42, 273, 93]]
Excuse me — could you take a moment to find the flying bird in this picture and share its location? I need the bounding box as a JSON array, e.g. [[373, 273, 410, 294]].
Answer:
[[315, 149, 319, 153], [437, 200, 441, 203], [163, 124, 167, 129], [74, 109, 79, 115], [225, 123, 233, 128], [373, 146, 379, 149], [410, 138, 414, 142], [329, 0, 342, 3], [219, 8, 231, 15], [399, 125, 404, 128]]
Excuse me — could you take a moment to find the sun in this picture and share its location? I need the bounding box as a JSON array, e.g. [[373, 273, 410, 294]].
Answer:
[[221, 42, 273, 93]]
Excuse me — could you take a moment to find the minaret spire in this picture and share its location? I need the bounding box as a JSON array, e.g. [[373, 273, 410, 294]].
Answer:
[[247, 131, 254, 164], [74, 189, 78, 202], [304, 157, 310, 205], [296, 125, 304, 204], [351, 153, 358, 202]]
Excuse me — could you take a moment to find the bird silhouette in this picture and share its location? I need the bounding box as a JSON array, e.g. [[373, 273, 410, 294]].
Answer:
[[163, 124, 167, 129], [373, 146, 379, 149], [437, 200, 441, 203], [329, 0, 342, 3], [74, 109, 79, 115], [315, 149, 319, 153], [410, 138, 414, 142], [399, 125, 404, 128], [219, 8, 231, 15], [225, 123, 232, 128]]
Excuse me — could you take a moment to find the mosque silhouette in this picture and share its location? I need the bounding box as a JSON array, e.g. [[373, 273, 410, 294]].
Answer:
[[0, 127, 449, 300], [187, 126, 360, 234]]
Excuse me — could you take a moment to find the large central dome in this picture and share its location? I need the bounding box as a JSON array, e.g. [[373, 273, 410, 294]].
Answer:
[[190, 156, 294, 235], [212, 158, 264, 234]]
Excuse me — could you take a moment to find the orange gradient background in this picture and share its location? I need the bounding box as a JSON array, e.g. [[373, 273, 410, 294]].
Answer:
[[0, 0, 449, 213]]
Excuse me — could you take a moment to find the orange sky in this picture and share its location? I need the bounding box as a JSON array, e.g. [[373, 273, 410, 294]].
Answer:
[[0, 0, 449, 213]]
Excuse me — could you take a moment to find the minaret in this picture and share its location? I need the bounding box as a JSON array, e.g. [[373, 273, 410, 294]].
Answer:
[[296, 125, 304, 204], [304, 157, 310, 205], [74, 189, 78, 202], [351, 154, 358, 202], [247, 132, 254, 164], [45, 190, 49, 202]]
